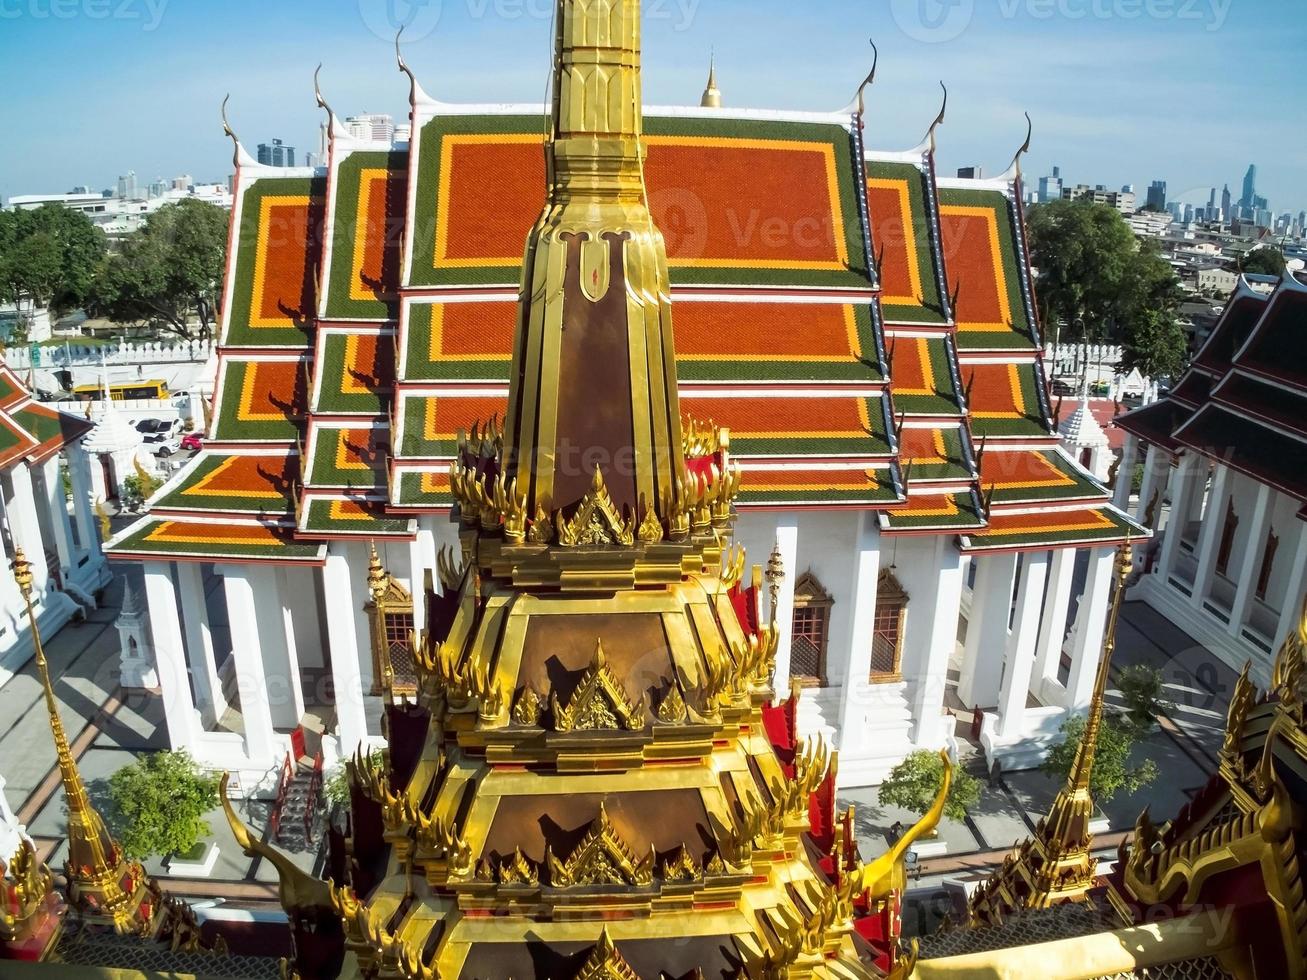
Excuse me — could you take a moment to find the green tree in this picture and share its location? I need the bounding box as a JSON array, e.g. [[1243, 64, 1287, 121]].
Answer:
[[1120, 309, 1189, 380], [1026, 199, 1182, 363], [1239, 246, 1287, 278], [0, 205, 106, 325], [323, 749, 386, 807], [1042, 712, 1159, 803], [878, 750, 981, 823], [1117, 664, 1172, 734], [89, 199, 228, 339], [106, 751, 219, 860]]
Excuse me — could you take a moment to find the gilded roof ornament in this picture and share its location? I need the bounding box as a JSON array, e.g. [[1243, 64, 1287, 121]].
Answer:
[[574, 926, 641, 980], [547, 804, 654, 887], [552, 639, 646, 732], [556, 467, 636, 547], [656, 683, 688, 724]]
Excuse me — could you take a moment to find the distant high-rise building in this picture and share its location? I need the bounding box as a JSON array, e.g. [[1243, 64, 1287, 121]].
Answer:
[[344, 113, 395, 143], [116, 170, 137, 200], [257, 139, 296, 168], [1037, 165, 1063, 204], [1241, 164, 1257, 208], [1221, 184, 1232, 221], [956, 166, 983, 179], [305, 152, 320, 169], [1183, 204, 1195, 224], [172, 174, 192, 191], [1146, 180, 1167, 212]]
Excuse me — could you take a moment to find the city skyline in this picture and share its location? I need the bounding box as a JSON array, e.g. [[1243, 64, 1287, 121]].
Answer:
[[0, 0, 1303, 214]]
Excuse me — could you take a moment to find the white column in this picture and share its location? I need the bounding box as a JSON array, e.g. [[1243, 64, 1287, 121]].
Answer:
[[1134, 446, 1170, 528], [7, 466, 49, 596], [142, 563, 197, 750], [1112, 434, 1138, 510], [1033, 548, 1076, 692], [1066, 546, 1115, 709], [996, 552, 1049, 737], [1272, 523, 1307, 660], [1157, 453, 1204, 584], [957, 551, 1018, 709], [409, 531, 432, 634], [67, 445, 98, 559], [245, 565, 304, 730], [910, 536, 963, 747], [1191, 464, 1234, 608], [837, 513, 880, 752], [323, 545, 368, 756], [220, 567, 278, 764], [279, 567, 325, 669], [770, 516, 799, 693], [39, 457, 73, 575], [175, 561, 227, 729], [1228, 483, 1273, 637]]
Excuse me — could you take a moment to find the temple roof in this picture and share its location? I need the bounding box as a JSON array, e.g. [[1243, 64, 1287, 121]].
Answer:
[[1117, 272, 1307, 514], [104, 71, 1147, 562], [0, 364, 94, 468]]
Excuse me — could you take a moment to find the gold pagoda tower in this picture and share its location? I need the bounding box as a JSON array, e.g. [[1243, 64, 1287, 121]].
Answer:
[[967, 543, 1134, 924], [227, 2, 949, 977], [1, 549, 223, 964]]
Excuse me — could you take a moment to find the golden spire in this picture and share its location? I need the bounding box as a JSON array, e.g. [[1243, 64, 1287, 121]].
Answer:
[[12, 549, 152, 935], [700, 53, 722, 108], [969, 542, 1134, 924], [501, 0, 687, 524]]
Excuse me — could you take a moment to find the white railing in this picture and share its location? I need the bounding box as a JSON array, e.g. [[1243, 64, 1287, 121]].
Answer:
[[1044, 342, 1126, 376], [7, 338, 216, 371]]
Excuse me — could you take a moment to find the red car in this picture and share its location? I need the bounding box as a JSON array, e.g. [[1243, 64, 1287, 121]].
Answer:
[[180, 433, 205, 452]]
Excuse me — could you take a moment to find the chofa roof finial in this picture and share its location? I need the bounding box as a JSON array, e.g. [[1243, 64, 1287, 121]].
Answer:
[[1007, 111, 1033, 177], [923, 81, 947, 154], [854, 38, 879, 118]]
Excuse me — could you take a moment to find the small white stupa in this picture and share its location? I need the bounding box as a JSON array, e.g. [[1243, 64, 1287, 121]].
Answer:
[[115, 577, 158, 690], [1059, 374, 1112, 481], [81, 357, 146, 505]]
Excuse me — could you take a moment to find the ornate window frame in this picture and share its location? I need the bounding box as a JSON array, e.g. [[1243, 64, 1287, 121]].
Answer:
[[789, 570, 833, 687]]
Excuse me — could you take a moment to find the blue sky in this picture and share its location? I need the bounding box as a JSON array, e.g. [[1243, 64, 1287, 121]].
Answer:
[[0, 0, 1302, 213]]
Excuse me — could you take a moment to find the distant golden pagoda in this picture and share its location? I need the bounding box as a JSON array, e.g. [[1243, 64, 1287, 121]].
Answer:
[[226, 2, 949, 977], [3, 549, 225, 964], [968, 543, 1133, 924]]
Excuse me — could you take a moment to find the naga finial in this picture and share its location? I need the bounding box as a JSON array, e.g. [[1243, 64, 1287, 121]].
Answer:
[[854, 38, 879, 119]]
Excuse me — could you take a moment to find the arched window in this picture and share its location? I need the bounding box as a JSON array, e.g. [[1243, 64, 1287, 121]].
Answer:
[[871, 569, 909, 682], [790, 571, 833, 686], [368, 575, 418, 697]]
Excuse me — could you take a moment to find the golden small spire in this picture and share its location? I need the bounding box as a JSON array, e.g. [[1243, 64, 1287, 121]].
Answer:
[[700, 53, 722, 108], [969, 541, 1134, 924], [13, 549, 152, 934]]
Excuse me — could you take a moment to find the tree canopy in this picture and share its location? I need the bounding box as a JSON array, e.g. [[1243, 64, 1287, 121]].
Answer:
[[106, 750, 219, 860], [1042, 711, 1159, 803], [878, 749, 982, 823], [0, 204, 105, 317], [1027, 198, 1185, 374], [1239, 245, 1287, 278], [88, 198, 228, 339]]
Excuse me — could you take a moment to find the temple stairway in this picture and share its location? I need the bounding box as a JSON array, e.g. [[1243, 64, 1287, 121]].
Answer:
[[795, 681, 916, 788]]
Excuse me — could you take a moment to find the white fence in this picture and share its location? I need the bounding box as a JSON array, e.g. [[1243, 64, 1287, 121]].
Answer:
[[6, 338, 216, 371], [1044, 343, 1125, 379]]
